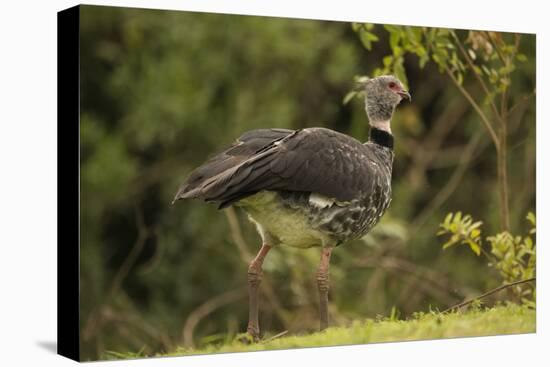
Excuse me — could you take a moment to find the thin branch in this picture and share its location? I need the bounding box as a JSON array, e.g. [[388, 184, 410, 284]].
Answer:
[[261, 330, 289, 343], [102, 305, 173, 351], [181, 288, 247, 348], [445, 67, 500, 149], [442, 277, 536, 313], [428, 142, 489, 169], [511, 33, 522, 61], [483, 31, 506, 64], [409, 129, 485, 233], [354, 255, 460, 306], [108, 204, 149, 299], [508, 90, 535, 116], [451, 31, 502, 123], [404, 98, 469, 188], [83, 204, 150, 344], [224, 207, 253, 262], [138, 227, 163, 274]]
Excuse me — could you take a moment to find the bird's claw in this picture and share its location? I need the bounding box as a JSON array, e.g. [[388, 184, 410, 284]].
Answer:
[[236, 332, 260, 344]]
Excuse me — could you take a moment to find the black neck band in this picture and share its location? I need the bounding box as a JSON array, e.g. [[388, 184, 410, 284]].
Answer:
[[369, 128, 394, 149]]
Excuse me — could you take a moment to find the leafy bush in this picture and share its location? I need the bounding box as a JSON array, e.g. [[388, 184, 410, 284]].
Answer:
[[437, 212, 536, 306]]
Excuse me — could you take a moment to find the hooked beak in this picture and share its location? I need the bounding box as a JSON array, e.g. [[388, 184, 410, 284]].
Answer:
[[398, 90, 411, 101]]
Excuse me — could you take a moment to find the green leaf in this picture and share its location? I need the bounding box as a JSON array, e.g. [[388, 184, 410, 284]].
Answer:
[[389, 31, 401, 50], [470, 221, 483, 229], [384, 24, 401, 33], [393, 58, 408, 89], [526, 212, 536, 227], [456, 72, 463, 85], [418, 54, 429, 69], [442, 240, 456, 250], [383, 55, 394, 67], [468, 241, 481, 256], [359, 30, 375, 50], [405, 27, 422, 45], [368, 32, 379, 42], [343, 90, 358, 105], [354, 75, 371, 84]]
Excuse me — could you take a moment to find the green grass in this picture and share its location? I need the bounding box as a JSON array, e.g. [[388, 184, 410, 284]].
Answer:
[[106, 304, 535, 360]]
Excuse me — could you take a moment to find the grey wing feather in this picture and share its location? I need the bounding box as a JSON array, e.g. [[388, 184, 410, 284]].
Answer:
[[174, 127, 381, 208], [173, 128, 293, 203]]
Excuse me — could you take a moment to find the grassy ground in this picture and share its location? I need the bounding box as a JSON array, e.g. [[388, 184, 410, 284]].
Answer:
[[105, 304, 535, 360]]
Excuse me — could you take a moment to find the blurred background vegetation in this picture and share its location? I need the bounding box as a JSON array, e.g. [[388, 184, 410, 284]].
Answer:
[[78, 5, 536, 360]]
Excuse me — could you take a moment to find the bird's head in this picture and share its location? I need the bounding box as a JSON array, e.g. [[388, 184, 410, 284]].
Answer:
[[358, 75, 410, 133]]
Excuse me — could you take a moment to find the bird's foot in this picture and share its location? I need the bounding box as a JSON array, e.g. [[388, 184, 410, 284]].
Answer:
[[236, 331, 260, 344], [247, 325, 261, 342]]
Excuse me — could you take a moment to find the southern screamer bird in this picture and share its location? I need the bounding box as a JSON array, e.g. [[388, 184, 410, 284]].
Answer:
[[173, 75, 410, 340]]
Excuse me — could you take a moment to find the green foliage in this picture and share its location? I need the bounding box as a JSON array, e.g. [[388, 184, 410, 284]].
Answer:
[[352, 23, 378, 51], [438, 212, 536, 305], [353, 19, 536, 309], [438, 212, 483, 255], [351, 23, 443, 88], [106, 304, 534, 359], [350, 24, 525, 100]]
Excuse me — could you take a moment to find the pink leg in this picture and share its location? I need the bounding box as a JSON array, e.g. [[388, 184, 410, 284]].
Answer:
[[316, 247, 333, 330], [247, 243, 272, 340]]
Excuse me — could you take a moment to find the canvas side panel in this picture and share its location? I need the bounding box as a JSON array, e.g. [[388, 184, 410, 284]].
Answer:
[[57, 5, 80, 362]]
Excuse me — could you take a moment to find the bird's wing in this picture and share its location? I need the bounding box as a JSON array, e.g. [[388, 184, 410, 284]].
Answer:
[[173, 128, 294, 202], [175, 127, 380, 208]]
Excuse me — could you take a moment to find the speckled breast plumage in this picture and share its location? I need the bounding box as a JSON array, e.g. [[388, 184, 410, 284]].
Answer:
[[238, 142, 394, 248]]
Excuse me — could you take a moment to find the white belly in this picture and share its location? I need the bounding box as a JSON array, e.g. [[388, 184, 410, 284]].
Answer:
[[237, 191, 331, 248]]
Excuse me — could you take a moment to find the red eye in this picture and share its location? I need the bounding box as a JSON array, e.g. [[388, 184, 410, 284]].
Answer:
[[388, 82, 396, 89]]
